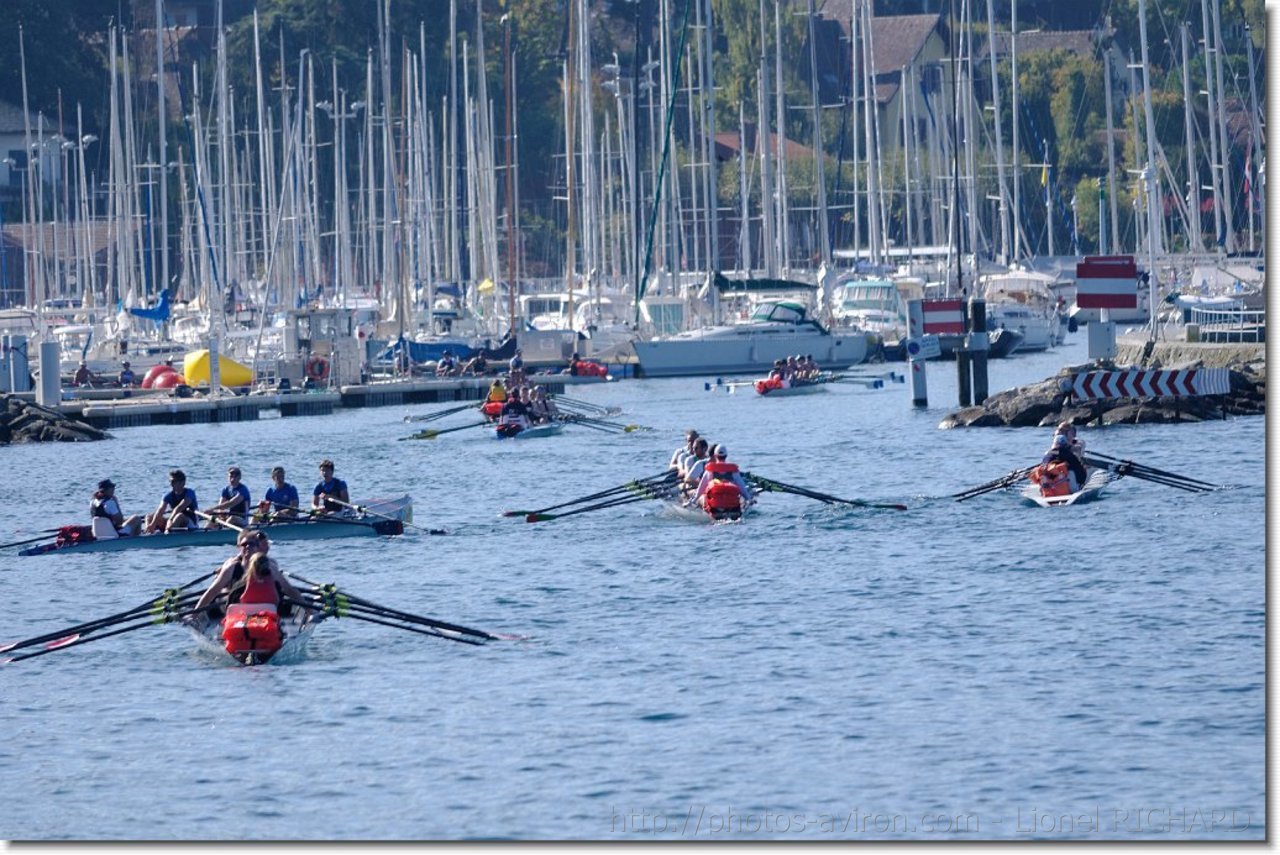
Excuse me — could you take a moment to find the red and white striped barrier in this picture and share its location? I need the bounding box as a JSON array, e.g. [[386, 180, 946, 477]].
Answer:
[[1076, 256, 1139, 310], [921, 299, 965, 335], [1070, 368, 1230, 401]]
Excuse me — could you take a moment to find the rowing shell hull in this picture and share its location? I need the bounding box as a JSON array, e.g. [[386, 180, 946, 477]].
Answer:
[[186, 608, 320, 666], [657, 499, 754, 524], [494, 423, 566, 440], [18, 495, 413, 556], [754, 381, 827, 397], [1019, 470, 1113, 508]]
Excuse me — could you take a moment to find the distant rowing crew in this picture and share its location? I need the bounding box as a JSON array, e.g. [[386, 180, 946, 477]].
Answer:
[[667, 429, 755, 521], [88, 459, 355, 542]]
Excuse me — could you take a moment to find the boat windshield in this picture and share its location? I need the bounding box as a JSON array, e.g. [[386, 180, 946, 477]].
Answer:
[[751, 301, 806, 323]]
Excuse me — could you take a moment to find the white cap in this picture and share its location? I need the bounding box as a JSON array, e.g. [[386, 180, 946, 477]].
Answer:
[[714, 445, 728, 458]]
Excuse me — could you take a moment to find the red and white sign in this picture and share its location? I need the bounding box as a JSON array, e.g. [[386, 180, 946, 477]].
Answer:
[[921, 299, 965, 335], [1070, 368, 1230, 401], [1076, 255, 1139, 310]]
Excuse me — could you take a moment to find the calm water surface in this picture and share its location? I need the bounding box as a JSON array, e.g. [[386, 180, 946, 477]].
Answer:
[[0, 336, 1264, 840]]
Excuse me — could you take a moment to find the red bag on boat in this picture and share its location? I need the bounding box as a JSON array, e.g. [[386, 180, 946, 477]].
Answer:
[[222, 609, 283, 656], [55, 524, 95, 545]]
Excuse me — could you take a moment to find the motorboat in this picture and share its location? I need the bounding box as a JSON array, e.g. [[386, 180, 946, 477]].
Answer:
[[633, 300, 877, 378]]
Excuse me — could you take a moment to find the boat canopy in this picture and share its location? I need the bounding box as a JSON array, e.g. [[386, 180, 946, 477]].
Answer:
[[713, 272, 816, 294]]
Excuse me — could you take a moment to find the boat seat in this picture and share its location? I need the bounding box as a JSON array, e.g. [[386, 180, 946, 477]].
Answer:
[[90, 517, 119, 540]]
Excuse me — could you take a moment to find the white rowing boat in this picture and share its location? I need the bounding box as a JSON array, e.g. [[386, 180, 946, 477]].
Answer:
[[1020, 469, 1115, 508], [494, 422, 566, 440]]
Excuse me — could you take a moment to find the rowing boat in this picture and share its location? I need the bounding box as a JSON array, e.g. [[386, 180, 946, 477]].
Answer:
[[495, 422, 565, 440], [185, 602, 321, 666], [1019, 469, 1115, 508], [753, 378, 828, 397], [18, 495, 413, 556]]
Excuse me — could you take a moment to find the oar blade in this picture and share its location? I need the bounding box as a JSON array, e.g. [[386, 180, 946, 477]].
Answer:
[[525, 513, 555, 523]]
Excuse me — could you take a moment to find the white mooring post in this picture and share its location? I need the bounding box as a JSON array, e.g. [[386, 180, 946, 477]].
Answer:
[[906, 299, 928, 408], [37, 340, 61, 408]]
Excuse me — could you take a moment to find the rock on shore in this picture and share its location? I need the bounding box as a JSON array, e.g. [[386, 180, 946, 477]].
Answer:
[[0, 396, 110, 444], [940, 360, 1265, 429]]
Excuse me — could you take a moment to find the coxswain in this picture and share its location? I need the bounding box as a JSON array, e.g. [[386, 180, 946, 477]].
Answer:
[[145, 469, 199, 533], [1040, 435, 1087, 493], [692, 445, 754, 516], [486, 378, 508, 404], [312, 459, 350, 513], [90, 479, 142, 538]]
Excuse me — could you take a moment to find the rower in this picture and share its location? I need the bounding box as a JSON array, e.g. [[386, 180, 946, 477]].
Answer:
[[681, 438, 712, 495], [669, 429, 700, 473], [259, 466, 300, 520], [497, 390, 532, 435], [312, 459, 350, 513], [191, 531, 310, 620], [145, 469, 199, 533], [692, 445, 753, 514], [90, 479, 141, 539], [204, 467, 252, 529]]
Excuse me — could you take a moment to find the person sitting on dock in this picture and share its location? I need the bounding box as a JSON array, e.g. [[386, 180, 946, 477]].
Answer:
[[117, 362, 136, 387], [204, 467, 252, 530], [436, 350, 459, 377], [90, 479, 142, 538], [461, 353, 488, 376], [145, 469, 200, 533], [508, 349, 526, 387], [73, 361, 96, 388], [258, 466, 300, 520], [312, 459, 350, 513], [691, 445, 753, 516]]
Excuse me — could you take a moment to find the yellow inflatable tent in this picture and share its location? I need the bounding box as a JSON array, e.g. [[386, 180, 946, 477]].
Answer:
[[182, 350, 254, 387]]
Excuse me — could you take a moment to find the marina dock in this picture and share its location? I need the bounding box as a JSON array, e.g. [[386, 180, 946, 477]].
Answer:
[[23, 375, 604, 430]]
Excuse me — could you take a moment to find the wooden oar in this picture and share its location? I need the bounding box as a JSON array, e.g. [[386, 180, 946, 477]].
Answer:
[[404, 403, 479, 423], [289, 577, 506, 641], [1082, 452, 1220, 490], [324, 498, 448, 536], [951, 466, 1038, 501], [502, 471, 677, 517], [401, 420, 490, 440], [745, 473, 908, 511]]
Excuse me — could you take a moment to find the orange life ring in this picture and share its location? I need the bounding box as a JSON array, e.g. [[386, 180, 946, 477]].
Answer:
[[305, 356, 330, 382]]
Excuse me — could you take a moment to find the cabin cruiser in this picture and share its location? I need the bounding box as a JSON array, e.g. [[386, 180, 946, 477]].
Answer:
[[633, 299, 877, 378], [978, 269, 1064, 351]]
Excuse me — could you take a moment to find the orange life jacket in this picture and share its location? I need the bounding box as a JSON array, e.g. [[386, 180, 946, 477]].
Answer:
[[1031, 461, 1072, 497], [705, 461, 739, 475]]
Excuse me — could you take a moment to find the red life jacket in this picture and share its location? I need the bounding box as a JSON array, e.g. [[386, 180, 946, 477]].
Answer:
[[221, 604, 282, 656], [239, 574, 280, 606], [704, 479, 744, 512]]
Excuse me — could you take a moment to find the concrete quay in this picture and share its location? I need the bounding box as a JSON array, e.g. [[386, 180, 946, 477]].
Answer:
[[34, 375, 604, 431]]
